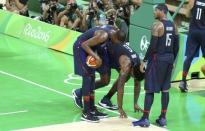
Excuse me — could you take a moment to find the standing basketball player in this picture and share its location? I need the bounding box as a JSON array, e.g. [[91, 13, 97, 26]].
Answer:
[[179, 0, 205, 92], [132, 4, 179, 127]]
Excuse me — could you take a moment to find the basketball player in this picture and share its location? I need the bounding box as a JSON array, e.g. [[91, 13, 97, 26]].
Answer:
[[132, 4, 179, 127], [73, 25, 126, 122], [73, 42, 145, 118], [179, 0, 205, 92]]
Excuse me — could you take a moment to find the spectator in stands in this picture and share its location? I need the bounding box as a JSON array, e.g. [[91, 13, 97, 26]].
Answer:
[[96, 0, 113, 11], [40, 0, 64, 24], [5, 0, 29, 16], [57, 0, 83, 30], [80, 1, 107, 32], [113, 0, 142, 41]]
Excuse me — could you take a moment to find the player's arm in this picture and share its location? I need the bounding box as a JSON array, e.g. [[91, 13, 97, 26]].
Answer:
[[143, 21, 164, 62], [14, 0, 26, 10], [117, 55, 131, 118], [185, 0, 195, 17], [131, 0, 142, 6], [173, 24, 179, 61], [81, 30, 108, 66]]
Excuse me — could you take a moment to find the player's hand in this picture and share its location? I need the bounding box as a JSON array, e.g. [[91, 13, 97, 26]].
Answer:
[[140, 62, 145, 73], [134, 104, 143, 113], [95, 55, 102, 68], [119, 108, 127, 118]]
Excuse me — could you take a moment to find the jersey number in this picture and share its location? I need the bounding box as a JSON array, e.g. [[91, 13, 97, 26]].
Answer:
[[196, 8, 202, 20], [166, 33, 172, 47], [123, 44, 133, 53]]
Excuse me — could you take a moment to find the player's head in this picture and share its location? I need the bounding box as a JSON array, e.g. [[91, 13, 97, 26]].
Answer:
[[132, 64, 145, 81], [154, 3, 168, 19], [110, 29, 126, 44]]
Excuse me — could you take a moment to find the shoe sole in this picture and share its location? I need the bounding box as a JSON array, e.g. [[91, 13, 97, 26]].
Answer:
[[81, 117, 100, 123], [72, 89, 82, 109], [98, 101, 118, 110], [156, 120, 167, 127], [95, 115, 109, 119]]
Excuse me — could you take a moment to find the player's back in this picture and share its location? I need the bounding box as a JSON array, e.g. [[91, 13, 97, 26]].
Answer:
[[77, 25, 115, 42], [156, 20, 176, 63], [190, 0, 205, 30], [108, 43, 140, 70]]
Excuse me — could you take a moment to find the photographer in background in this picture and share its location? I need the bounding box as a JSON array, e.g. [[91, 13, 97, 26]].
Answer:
[[5, 0, 29, 16], [80, 1, 107, 32], [57, 0, 83, 30], [40, 0, 64, 24], [113, 0, 142, 41], [96, 0, 112, 12]]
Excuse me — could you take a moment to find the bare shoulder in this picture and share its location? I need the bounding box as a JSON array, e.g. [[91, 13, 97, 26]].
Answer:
[[152, 21, 164, 36], [174, 23, 179, 35]]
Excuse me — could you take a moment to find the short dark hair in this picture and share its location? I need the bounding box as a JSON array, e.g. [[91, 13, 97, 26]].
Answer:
[[116, 30, 126, 43], [156, 3, 168, 14], [133, 64, 145, 81]]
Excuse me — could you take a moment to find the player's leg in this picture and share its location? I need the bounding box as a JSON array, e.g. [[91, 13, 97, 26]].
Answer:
[[200, 32, 205, 76], [89, 75, 108, 119], [179, 32, 200, 92], [132, 60, 157, 127], [156, 63, 172, 127], [72, 73, 110, 108], [201, 65, 205, 75], [81, 75, 99, 123]]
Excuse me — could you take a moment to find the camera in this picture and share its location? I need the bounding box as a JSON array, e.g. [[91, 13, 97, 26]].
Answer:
[[50, 4, 57, 12], [0, 4, 3, 9], [67, 3, 78, 11], [88, 7, 97, 17], [107, 14, 115, 25]]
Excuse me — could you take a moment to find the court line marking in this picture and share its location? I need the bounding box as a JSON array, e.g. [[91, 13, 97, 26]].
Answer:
[[0, 110, 28, 116], [0, 70, 166, 129]]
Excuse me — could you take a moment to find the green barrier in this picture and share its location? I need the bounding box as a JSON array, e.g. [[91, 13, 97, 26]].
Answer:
[[129, 0, 205, 81], [0, 10, 81, 55]]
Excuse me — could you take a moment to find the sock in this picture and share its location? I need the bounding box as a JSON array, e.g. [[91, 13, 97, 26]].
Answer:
[[160, 92, 169, 118], [90, 93, 95, 111], [143, 93, 154, 119], [83, 96, 90, 113]]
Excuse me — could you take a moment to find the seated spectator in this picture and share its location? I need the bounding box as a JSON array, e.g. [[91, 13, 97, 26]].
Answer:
[[5, 0, 29, 16], [57, 0, 83, 30]]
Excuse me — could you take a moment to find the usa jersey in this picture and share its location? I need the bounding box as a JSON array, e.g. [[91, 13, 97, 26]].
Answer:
[[156, 20, 176, 63], [107, 43, 140, 70], [190, 0, 205, 29]]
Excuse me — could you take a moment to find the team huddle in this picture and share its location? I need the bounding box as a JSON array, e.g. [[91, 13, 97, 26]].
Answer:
[[71, 0, 205, 128]]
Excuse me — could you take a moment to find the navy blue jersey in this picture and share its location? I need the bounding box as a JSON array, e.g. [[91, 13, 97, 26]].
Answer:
[[76, 25, 115, 43], [75, 25, 115, 53], [108, 43, 140, 70], [190, 0, 205, 29], [155, 20, 176, 63], [157, 20, 175, 55]]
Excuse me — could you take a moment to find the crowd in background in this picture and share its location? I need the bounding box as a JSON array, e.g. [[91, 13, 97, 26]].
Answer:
[[0, 0, 142, 38]]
